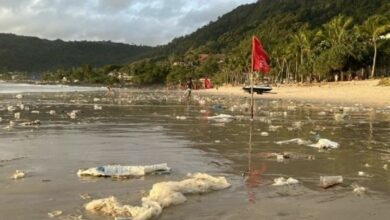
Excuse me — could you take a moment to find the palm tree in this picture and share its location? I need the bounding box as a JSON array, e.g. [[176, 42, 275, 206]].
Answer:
[[360, 15, 390, 78]]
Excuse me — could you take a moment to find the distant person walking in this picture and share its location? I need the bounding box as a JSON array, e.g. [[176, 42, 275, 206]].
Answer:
[[186, 77, 194, 99]]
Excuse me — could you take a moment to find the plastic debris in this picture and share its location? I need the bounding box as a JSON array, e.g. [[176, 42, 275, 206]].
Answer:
[[49, 110, 56, 115], [275, 138, 310, 145], [358, 171, 372, 177], [384, 164, 388, 170], [7, 106, 16, 112], [85, 173, 230, 220], [309, 139, 339, 149], [68, 110, 79, 119], [352, 184, 366, 195], [20, 120, 41, 126], [320, 176, 343, 188], [175, 116, 187, 120], [48, 210, 63, 218], [272, 177, 299, 186], [77, 163, 171, 178], [260, 132, 269, 137], [11, 170, 26, 179], [14, 112, 21, 119], [16, 94, 23, 99], [94, 104, 103, 110], [269, 125, 281, 132], [318, 111, 327, 116], [93, 98, 101, 102], [31, 110, 40, 114], [207, 114, 234, 123], [334, 112, 348, 121]]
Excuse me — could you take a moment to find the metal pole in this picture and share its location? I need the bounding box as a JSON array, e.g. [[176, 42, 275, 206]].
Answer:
[[250, 71, 254, 120]]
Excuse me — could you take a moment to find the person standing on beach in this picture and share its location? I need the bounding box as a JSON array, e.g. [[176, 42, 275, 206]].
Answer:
[[186, 77, 194, 99]]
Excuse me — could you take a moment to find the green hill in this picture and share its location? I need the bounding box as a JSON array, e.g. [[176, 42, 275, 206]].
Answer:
[[0, 33, 152, 72]]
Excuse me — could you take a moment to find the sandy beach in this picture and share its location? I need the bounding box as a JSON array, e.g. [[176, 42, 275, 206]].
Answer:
[[196, 80, 390, 107]]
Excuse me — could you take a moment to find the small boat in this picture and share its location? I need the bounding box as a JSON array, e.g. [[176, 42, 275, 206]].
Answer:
[[243, 85, 272, 94]]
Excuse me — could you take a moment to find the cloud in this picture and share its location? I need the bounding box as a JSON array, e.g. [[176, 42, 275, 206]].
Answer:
[[0, 0, 256, 45]]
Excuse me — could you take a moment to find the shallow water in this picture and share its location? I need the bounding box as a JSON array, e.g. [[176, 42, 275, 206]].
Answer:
[[0, 85, 389, 220]]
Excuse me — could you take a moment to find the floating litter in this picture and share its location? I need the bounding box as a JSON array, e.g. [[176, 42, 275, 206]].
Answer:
[[272, 177, 299, 186], [48, 210, 63, 218], [11, 170, 26, 179], [309, 139, 339, 149], [320, 176, 343, 188], [77, 163, 171, 178]]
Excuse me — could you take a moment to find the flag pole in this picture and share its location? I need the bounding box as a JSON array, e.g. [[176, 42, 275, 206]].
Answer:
[[250, 71, 254, 120]]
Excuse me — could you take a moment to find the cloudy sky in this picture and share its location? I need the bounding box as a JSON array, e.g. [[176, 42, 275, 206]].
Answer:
[[0, 0, 256, 46]]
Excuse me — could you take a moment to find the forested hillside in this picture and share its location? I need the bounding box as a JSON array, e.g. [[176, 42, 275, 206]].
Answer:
[[0, 33, 152, 72], [6, 0, 390, 85]]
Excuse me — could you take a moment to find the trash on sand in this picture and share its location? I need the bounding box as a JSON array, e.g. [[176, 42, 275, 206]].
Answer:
[[77, 163, 171, 178], [94, 104, 103, 110], [19, 120, 41, 126], [85, 173, 230, 220], [68, 110, 79, 119], [49, 110, 56, 115], [80, 193, 92, 200], [31, 110, 40, 114], [93, 98, 101, 102], [318, 111, 327, 116], [275, 138, 310, 145], [0, 117, 2, 122], [7, 106, 16, 112], [14, 112, 21, 119], [320, 176, 343, 188], [18, 103, 25, 110], [272, 177, 299, 186], [352, 184, 366, 195], [268, 125, 282, 132], [48, 210, 63, 218], [384, 164, 388, 170], [207, 114, 235, 123], [260, 132, 269, 137], [175, 116, 187, 120], [11, 170, 26, 179], [334, 112, 348, 121], [309, 139, 339, 149], [358, 171, 372, 177], [16, 94, 23, 99]]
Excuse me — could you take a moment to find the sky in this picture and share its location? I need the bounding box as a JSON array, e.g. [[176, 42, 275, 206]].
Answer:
[[0, 0, 256, 46]]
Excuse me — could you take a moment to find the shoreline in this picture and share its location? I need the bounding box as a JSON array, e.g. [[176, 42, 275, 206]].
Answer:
[[195, 80, 390, 108]]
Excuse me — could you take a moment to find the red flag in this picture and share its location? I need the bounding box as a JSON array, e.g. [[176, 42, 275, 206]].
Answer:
[[251, 36, 270, 73]]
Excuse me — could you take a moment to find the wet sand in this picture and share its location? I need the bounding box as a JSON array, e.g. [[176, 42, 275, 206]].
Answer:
[[196, 80, 390, 107], [0, 87, 390, 219]]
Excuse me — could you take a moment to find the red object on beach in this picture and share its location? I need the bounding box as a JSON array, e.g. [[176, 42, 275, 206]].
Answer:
[[251, 36, 270, 73]]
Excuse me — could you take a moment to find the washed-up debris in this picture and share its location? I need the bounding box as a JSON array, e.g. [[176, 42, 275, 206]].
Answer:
[[207, 114, 235, 123], [260, 132, 269, 137], [256, 152, 315, 161], [31, 110, 40, 114], [19, 120, 41, 126], [214, 140, 221, 143], [384, 164, 388, 170], [68, 110, 79, 119], [272, 177, 299, 186], [77, 163, 171, 178], [269, 125, 282, 132], [320, 176, 343, 188], [175, 116, 187, 120], [49, 110, 56, 115], [309, 139, 339, 149], [200, 109, 207, 114], [275, 138, 310, 145], [94, 104, 103, 110], [318, 111, 327, 116], [80, 193, 92, 200], [16, 94, 23, 99], [11, 170, 26, 179], [85, 173, 230, 220], [14, 112, 21, 119], [7, 106, 16, 112], [48, 210, 63, 218], [0, 117, 2, 122], [93, 98, 101, 102], [9, 121, 16, 127], [18, 103, 25, 110], [352, 184, 366, 195], [358, 171, 372, 177], [334, 112, 348, 121], [364, 163, 371, 168]]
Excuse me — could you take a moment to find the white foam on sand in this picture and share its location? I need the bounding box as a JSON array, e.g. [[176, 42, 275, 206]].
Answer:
[[85, 173, 231, 220], [0, 83, 105, 94]]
